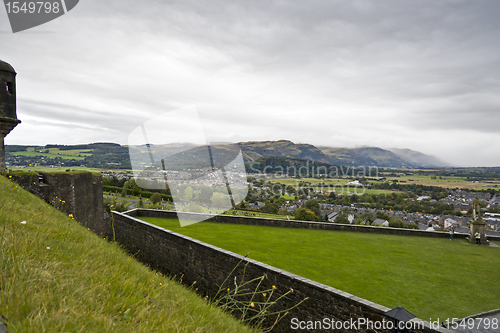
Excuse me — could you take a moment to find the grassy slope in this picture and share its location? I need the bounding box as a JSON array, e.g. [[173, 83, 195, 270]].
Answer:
[[141, 217, 500, 322], [0, 176, 256, 333]]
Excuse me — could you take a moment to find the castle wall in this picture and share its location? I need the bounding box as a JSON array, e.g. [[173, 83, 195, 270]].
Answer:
[[126, 209, 500, 241], [10, 172, 109, 234], [110, 210, 447, 333]]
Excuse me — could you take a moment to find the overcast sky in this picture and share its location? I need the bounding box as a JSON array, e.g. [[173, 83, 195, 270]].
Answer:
[[1, 0, 500, 166]]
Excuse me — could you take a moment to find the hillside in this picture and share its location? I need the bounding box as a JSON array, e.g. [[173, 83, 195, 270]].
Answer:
[[319, 145, 448, 168], [388, 148, 449, 167], [138, 141, 449, 169], [351, 147, 409, 167], [0, 175, 255, 333], [6, 140, 450, 170]]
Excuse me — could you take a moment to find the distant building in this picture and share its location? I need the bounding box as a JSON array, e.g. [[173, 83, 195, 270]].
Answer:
[[327, 211, 339, 222], [444, 218, 458, 229], [372, 218, 389, 227]]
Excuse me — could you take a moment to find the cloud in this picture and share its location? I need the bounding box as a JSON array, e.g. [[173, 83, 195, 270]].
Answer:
[[1, 0, 500, 166]]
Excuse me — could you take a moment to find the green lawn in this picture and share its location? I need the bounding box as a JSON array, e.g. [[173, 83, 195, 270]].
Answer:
[[141, 217, 500, 322], [0, 176, 256, 333]]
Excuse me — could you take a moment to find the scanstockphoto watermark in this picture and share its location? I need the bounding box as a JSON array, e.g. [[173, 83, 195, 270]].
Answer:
[[290, 317, 426, 331], [3, 0, 80, 33], [248, 161, 379, 179], [259, 181, 367, 197]]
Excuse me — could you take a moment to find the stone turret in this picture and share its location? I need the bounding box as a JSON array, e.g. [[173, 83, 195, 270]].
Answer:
[[470, 196, 488, 245], [0, 59, 21, 172]]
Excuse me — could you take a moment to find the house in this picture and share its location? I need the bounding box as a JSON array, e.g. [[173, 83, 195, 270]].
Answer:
[[327, 211, 339, 222], [372, 218, 389, 227], [247, 202, 265, 210], [444, 218, 459, 229]]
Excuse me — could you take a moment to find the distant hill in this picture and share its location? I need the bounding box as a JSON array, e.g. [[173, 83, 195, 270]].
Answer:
[[388, 148, 449, 168], [6, 140, 451, 170], [350, 147, 409, 168], [317, 147, 378, 166], [317, 146, 449, 168], [236, 140, 331, 164]]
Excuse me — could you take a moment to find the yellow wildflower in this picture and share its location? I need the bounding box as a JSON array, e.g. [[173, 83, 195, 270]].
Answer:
[[272, 285, 276, 289], [262, 293, 267, 297], [250, 302, 255, 307]]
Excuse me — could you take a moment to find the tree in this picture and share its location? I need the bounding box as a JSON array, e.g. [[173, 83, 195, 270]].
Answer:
[[211, 192, 229, 208], [151, 193, 162, 204], [334, 208, 351, 224], [360, 212, 374, 225], [376, 211, 390, 221], [388, 218, 405, 228], [132, 186, 140, 196], [123, 178, 137, 190], [184, 187, 194, 201], [304, 199, 322, 219], [102, 177, 111, 186], [262, 201, 279, 214], [294, 208, 319, 222]]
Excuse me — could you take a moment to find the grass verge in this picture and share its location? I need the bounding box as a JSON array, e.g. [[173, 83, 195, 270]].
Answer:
[[0, 176, 257, 333]]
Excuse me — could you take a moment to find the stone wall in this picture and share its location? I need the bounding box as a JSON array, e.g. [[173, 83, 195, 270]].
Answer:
[[10, 171, 109, 234], [127, 209, 500, 241], [111, 210, 448, 332]]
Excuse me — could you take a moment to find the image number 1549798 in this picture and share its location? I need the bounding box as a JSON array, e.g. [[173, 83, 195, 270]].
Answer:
[[3, 0, 79, 33], [5, 1, 61, 14]]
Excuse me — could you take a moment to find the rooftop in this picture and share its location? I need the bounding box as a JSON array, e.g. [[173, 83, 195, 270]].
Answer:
[[0, 59, 16, 74]]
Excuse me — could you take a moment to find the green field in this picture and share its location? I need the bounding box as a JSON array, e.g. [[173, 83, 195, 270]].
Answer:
[[0, 175, 255, 332], [141, 217, 500, 322], [268, 178, 399, 196], [8, 166, 120, 173], [377, 174, 500, 190], [10, 149, 90, 160]]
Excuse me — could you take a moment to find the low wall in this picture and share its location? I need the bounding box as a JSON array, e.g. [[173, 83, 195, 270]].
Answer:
[[112, 210, 448, 332], [127, 209, 500, 241]]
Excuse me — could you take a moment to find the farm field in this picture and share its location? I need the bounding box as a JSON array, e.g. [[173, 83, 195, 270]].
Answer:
[[141, 217, 500, 322], [267, 175, 500, 191], [8, 166, 126, 173], [10, 148, 93, 160], [378, 174, 500, 190], [267, 178, 400, 196]]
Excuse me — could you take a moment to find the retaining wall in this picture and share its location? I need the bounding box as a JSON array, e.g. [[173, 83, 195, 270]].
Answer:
[[112, 210, 449, 332], [127, 209, 500, 241]]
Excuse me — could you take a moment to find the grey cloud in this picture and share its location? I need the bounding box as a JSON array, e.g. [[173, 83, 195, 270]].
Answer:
[[2, 0, 500, 165]]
